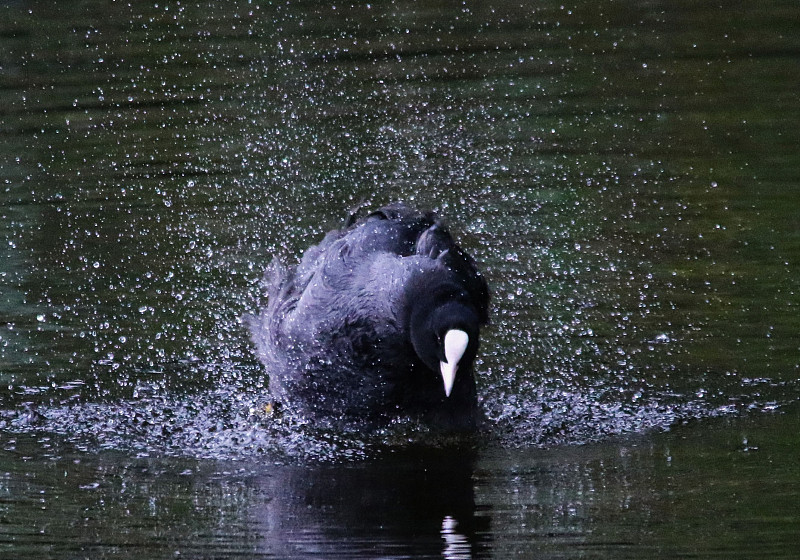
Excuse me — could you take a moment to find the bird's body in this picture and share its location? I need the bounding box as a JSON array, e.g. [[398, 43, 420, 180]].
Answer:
[[247, 203, 489, 429]]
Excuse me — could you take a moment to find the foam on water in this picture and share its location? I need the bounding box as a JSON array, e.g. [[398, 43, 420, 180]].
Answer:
[[7, 362, 785, 463]]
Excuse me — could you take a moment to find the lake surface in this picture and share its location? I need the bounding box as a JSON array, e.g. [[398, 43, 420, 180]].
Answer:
[[2, 0, 799, 557]]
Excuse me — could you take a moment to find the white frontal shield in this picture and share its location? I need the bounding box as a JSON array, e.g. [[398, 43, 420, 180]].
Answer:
[[440, 329, 469, 397]]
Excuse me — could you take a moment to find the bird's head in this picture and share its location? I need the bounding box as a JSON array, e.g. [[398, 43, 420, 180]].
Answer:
[[410, 295, 481, 399]]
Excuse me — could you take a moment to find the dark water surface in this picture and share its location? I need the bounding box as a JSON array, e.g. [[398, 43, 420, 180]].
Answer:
[[2, 0, 799, 557]]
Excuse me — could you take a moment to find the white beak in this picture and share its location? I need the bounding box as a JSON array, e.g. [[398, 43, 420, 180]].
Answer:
[[440, 329, 469, 397]]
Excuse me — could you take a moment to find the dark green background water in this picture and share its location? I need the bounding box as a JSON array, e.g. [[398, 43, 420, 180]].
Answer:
[[1, 0, 799, 557]]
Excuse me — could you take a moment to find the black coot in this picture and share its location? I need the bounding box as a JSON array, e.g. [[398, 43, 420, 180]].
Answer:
[[247, 203, 490, 429]]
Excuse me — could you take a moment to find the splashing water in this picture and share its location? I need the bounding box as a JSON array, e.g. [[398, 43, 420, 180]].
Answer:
[[2, 0, 799, 464]]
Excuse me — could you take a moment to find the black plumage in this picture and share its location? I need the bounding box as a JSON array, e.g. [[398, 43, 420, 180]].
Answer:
[[247, 203, 489, 429]]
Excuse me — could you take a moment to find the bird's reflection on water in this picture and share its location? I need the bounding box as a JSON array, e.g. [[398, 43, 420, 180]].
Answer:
[[441, 515, 472, 559], [251, 446, 488, 558]]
